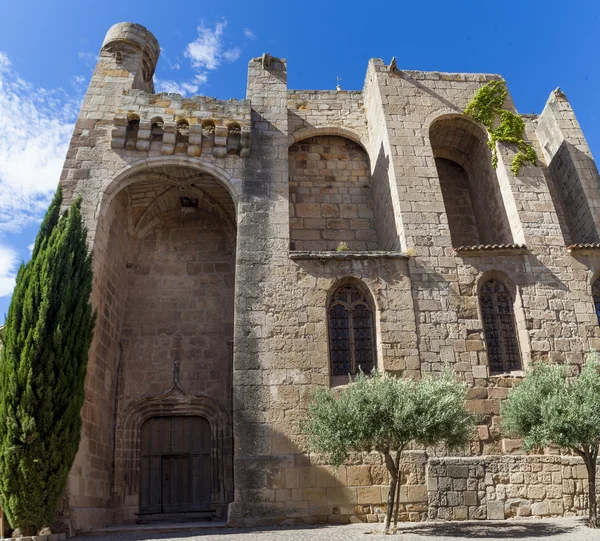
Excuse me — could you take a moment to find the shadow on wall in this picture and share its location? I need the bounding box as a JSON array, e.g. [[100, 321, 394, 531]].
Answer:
[[371, 144, 402, 252], [231, 347, 430, 526], [546, 141, 600, 245]]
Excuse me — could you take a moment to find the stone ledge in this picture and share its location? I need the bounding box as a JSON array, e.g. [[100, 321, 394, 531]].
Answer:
[[289, 250, 408, 261], [455, 244, 528, 257]]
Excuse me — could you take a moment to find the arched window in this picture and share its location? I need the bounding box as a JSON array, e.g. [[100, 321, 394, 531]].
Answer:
[[328, 284, 375, 377], [593, 278, 600, 326], [480, 279, 521, 374]]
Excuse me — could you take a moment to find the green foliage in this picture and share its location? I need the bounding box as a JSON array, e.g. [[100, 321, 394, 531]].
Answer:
[[502, 356, 600, 452], [0, 186, 96, 533], [464, 80, 537, 175], [302, 369, 472, 530], [304, 370, 472, 462], [501, 355, 600, 527]]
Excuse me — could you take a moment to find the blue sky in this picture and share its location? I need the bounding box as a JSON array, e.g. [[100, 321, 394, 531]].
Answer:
[[0, 0, 599, 322]]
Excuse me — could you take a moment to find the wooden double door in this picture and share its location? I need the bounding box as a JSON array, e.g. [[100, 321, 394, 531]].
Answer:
[[139, 416, 212, 515]]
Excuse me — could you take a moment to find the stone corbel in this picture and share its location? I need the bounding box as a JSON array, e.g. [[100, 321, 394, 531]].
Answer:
[[212, 125, 228, 158], [111, 115, 127, 149], [136, 120, 151, 152], [161, 122, 177, 155], [240, 126, 251, 158], [187, 124, 203, 157]]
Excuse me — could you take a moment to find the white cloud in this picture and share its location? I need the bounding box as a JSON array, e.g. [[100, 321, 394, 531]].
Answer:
[[0, 245, 19, 297], [185, 21, 227, 71], [157, 20, 244, 97], [223, 47, 241, 63], [0, 51, 81, 234], [78, 51, 98, 68], [154, 73, 208, 96], [244, 28, 256, 40]]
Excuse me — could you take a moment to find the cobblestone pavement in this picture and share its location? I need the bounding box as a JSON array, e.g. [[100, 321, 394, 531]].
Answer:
[[81, 517, 600, 541]]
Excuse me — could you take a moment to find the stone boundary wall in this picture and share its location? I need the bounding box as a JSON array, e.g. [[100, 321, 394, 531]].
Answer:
[[428, 455, 595, 521]]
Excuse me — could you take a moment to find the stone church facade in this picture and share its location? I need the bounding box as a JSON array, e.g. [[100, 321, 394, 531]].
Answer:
[[55, 22, 600, 530]]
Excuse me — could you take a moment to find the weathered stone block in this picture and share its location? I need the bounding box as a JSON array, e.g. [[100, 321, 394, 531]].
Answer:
[[487, 501, 505, 520], [531, 500, 550, 516]]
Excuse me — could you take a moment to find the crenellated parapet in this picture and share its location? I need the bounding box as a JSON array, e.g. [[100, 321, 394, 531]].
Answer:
[[111, 91, 252, 158]]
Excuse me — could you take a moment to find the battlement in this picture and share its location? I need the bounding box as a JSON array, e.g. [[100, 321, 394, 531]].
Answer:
[[110, 90, 252, 158]]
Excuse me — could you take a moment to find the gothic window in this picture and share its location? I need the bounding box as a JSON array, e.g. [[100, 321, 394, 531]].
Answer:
[[480, 279, 521, 374], [593, 278, 600, 326], [328, 284, 375, 377]]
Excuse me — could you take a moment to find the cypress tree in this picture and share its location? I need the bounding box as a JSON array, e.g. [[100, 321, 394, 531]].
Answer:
[[0, 186, 96, 533]]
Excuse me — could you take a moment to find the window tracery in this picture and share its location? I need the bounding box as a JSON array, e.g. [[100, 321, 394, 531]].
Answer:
[[328, 284, 375, 377], [480, 279, 521, 374]]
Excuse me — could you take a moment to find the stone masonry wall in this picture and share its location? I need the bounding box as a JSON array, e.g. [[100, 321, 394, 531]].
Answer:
[[67, 188, 131, 528], [428, 456, 598, 521], [536, 90, 600, 244], [118, 205, 235, 403], [435, 158, 479, 247], [289, 135, 378, 251]]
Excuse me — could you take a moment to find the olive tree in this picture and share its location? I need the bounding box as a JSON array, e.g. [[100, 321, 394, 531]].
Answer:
[[502, 355, 600, 528], [302, 370, 472, 532]]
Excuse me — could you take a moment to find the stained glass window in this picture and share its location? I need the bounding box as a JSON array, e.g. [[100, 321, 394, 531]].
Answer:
[[593, 279, 600, 326], [480, 279, 521, 374], [328, 284, 375, 376]]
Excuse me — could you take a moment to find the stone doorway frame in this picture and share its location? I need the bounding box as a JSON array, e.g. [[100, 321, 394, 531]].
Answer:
[[114, 391, 233, 522]]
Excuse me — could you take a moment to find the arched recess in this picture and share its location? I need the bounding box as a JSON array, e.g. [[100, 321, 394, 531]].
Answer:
[[83, 160, 237, 523], [327, 279, 378, 386], [288, 134, 380, 251], [98, 156, 241, 223], [288, 126, 369, 150], [429, 114, 514, 247], [476, 271, 529, 375]]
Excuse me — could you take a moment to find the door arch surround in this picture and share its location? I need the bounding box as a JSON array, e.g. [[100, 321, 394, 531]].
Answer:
[[115, 394, 233, 521]]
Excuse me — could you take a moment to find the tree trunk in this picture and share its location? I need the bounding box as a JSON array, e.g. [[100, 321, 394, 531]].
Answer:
[[383, 451, 398, 533], [583, 449, 598, 528], [393, 463, 402, 527]]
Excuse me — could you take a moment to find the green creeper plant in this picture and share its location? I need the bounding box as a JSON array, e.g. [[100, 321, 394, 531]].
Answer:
[[464, 80, 537, 175], [302, 369, 472, 533], [502, 355, 600, 528], [0, 186, 96, 533]]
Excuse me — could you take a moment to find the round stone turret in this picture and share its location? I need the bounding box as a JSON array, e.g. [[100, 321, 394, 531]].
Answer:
[[101, 22, 160, 83]]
